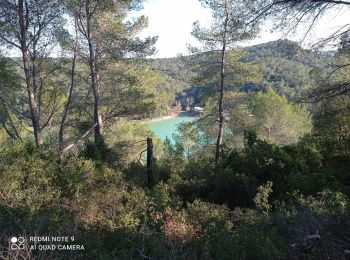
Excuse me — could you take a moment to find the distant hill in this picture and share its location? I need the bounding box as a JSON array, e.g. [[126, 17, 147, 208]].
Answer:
[[151, 39, 334, 108], [244, 39, 333, 67]]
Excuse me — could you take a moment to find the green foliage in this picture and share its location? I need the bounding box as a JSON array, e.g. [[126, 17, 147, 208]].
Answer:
[[100, 62, 169, 119], [229, 225, 287, 260], [254, 181, 273, 212], [80, 137, 117, 167], [180, 131, 349, 207], [312, 95, 350, 153], [0, 142, 60, 213], [272, 190, 350, 259], [175, 88, 311, 153], [0, 131, 349, 259], [249, 87, 312, 145], [104, 120, 157, 168], [184, 200, 287, 260], [0, 56, 24, 142], [151, 40, 333, 107]]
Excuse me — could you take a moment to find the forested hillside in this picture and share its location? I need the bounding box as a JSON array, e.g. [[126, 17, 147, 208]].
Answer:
[[152, 39, 334, 111], [0, 0, 349, 259]]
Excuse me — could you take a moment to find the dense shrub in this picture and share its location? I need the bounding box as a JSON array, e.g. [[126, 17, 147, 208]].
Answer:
[[0, 142, 60, 213], [0, 135, 349, 259]]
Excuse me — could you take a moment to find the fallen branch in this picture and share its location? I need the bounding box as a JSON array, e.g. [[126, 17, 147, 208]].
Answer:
[[138, 149, 147, 166]]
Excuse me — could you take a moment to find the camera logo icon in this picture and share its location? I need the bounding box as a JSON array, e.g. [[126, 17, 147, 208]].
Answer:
[[10, 237, 25, 250]]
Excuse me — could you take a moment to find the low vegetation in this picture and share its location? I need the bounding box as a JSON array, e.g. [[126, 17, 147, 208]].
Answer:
[[0, 127, 349, 259]]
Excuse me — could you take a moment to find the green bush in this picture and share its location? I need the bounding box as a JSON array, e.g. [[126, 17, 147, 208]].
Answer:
[[0, 142, 60, 213], [0, 136, 348, 259]]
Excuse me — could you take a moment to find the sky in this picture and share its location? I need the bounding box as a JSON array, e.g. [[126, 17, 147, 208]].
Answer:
[[135, 0, 350, 58], [3, 0, 349, 58], [134, 0, 212, 58]]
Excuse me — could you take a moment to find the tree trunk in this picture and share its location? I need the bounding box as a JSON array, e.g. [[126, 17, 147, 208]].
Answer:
[[0, 97, 22, 140], [215, 2, 228, 167], [146, 137, 154, 185], [59, 19, 79, 151], [214, 49, 225, 166], [86, 2, 103, 142], [18, 0, 43, 146]]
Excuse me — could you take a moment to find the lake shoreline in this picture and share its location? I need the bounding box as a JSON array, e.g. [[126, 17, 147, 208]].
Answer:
[[146, 111, 179, 123], [146, 111, 198, 123]]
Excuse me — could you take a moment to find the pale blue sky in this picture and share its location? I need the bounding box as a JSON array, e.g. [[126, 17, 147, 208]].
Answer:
[[136, 0, 349, 58], [135, 0, 212, 58], [3, 0, 348, 58]]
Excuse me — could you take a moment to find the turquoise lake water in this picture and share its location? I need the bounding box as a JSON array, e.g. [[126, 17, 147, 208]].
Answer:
[[148, 113, 197, 143]]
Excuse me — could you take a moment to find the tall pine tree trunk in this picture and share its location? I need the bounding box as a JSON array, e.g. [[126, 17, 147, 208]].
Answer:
[[59, 19, 79, 150], [19, 0, 43, 146], [215, 3, 228, 167], [86, 2, 103, 142], [215, 47, 226, 166]]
